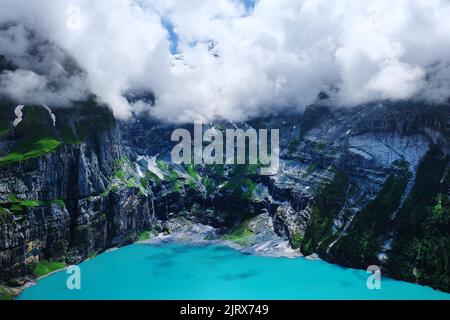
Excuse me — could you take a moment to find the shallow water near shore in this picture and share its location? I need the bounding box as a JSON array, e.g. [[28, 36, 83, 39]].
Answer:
[[18, 243, 450, 300]]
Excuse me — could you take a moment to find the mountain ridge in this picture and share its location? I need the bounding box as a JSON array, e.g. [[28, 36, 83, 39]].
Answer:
[[0, 99, 449, 296]]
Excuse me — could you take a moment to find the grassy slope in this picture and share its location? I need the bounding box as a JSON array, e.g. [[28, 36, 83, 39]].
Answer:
[[0, 99, 114, 166], [0, 284, 16, 300], [329, 164, 410, 267], [387, 146, 450, 292], [31, 260, 66, 278], [301, 171, 348, 255], [0, 105, 61, 166], [0, 100, 114, 227], [223, 218, 255, 244]]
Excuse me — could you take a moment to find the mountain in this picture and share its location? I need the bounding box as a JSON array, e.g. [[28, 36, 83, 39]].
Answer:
[[0, 97, 449, 296]]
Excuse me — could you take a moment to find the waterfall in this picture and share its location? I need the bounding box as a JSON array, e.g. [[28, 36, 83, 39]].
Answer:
[[42, 104, 56, 127], [13, 105, 25, 127]]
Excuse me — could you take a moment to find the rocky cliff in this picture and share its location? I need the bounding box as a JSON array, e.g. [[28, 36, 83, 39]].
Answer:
[[0, 98, 449, 294]]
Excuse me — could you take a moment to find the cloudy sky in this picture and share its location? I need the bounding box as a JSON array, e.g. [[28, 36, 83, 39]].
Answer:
[[0, 0, 450, 122]]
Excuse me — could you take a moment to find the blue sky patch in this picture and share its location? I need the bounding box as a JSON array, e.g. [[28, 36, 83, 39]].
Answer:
[[161, 17, 180, 54]]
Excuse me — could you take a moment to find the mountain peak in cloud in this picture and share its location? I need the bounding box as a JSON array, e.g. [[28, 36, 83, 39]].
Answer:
[[1, 0, 450, 123]]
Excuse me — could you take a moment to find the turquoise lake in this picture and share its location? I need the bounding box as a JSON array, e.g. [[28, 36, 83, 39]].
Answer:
[[18, 243, 450, 300]]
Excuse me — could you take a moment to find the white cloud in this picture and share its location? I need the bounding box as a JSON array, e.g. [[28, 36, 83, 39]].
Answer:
[[0, 69, 46, 99], [0, 21, 88, 106], [367, 60, 425, 100], [1, 0, 449, 122]]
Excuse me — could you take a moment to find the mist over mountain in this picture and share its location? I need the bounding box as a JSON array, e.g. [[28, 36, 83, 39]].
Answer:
[[1, 1, 450, 301], [1, 0, 450, 123]]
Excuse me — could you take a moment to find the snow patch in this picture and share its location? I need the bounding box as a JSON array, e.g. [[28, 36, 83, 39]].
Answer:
[[13, 105, 25, 127], [42, 104, 56, 127], [348, 147, 373, 160], [137, 155, 164, 180], [349, 133, 429, 167], [135, 163, 145, 178]]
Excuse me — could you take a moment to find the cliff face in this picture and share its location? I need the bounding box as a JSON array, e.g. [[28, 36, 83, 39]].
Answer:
[[270, 103, 450, 292], [0, 103, 154, 282], [0, 100, 449, 292]]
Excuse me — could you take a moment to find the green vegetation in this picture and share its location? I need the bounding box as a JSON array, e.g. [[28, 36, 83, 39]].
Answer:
[[0, 195, 65, 216], [0, 99, 115, 166], [137, 231, 151, 241], [126, 178, 141, 189], [51, 199, 65, 208], [7, 194, 40, 213], [96, 213, 107, 224], [149, 161, 218, 195], [156, 159, 169, 170], [0, 138, 61, 166], [223, 219, 254, 244], [61, 122, 80, 144], [186, 164, 199, 181], [102, 157, 149, 196], [387, 146, 450, 292], [32, 260, 65, 278], [0, 119, 10, 138], [53, 99, 115, 145], [303, 164, 317, 177], [0, 284, 15, 300], [329, 166, 410, 267], [290, 231, 303, 249], [115, 169, 126, 181], [301, 239, 314, 256], [155, 160, 179, 182], [288, 138, 301, 155], [286, 105, 329, 155], [0, 106, 62, 166], [140, 156, 260, 199], [221, 178, 257, 200], [229, 163, 259, 177], [0, 207, 11, 224], [312, 141, 327, 151], [206, 163, 226, 177], [140, 177, 150, 189], [216, 163, 261, 200], [54, 110, 81, 144], [201, 176, 216, 195], [71, 98, 115, 141], [301, 172, 348, 254], [170, 180, 184, 193], [179, 164, 201, 191], [136, 229, 159, 241]]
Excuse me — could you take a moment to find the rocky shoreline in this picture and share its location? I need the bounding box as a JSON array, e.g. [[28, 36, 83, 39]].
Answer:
[[10, 221, 308, 300], [141, 221, 304, 259], [1, 101, 449, 295]]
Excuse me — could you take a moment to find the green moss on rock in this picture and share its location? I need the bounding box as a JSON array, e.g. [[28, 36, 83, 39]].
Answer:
[[32, 260, 65, 278], [301, 171, 348, 254], [0, 284, 16, 300], [137, 231, 151, 241], [329, 166, 410, 267], [387, 146, 450, 292], [223, 219, 255, 244]]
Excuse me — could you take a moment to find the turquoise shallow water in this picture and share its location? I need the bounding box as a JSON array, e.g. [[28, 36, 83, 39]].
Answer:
[[18, 243, 450, 300]]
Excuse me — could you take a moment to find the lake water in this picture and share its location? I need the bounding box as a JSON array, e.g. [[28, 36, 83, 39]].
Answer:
[[18, 243, 450, 300]]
